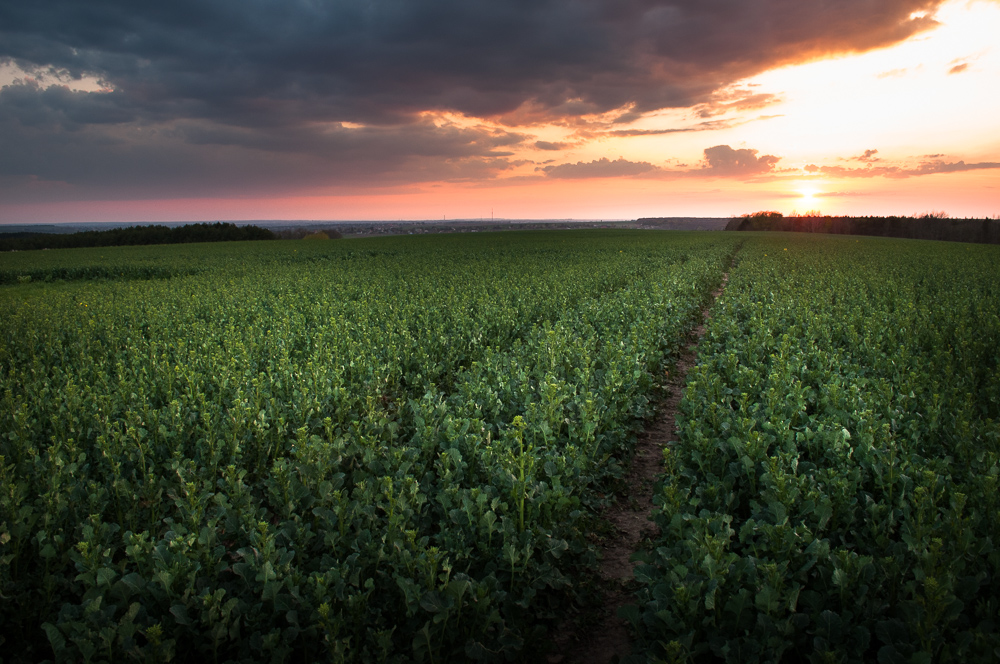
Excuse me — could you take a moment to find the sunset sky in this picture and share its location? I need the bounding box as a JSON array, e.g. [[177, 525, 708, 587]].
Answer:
[[1, 0, 998, 223]]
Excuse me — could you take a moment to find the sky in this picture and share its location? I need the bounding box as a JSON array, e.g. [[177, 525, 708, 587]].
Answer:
[[1, 0, 998, 223]]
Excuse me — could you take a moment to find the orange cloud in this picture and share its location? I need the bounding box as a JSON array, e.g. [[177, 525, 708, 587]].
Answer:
[[810, 159, 1000, 179], [701, 145, 781, 176], [541, 157, 658, 179]]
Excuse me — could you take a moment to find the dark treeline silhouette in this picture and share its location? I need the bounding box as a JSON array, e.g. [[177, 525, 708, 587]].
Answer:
[[726, 212, 1000, 244], [0, 222, 276, 252], [274, 226, 344, 240]]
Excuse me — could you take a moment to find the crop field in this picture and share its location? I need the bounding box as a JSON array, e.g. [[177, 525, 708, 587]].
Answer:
[[0, 231, 735, 662], [1, 231, 997, 663], [629, 235, 1000, 663]]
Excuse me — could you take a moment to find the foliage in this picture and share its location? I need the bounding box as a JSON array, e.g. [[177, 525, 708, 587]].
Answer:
[[0, 222, 276, 253], [0, 230, 736, 662], [275, 227, 344, 240], [725, 215, 1000, 244], [628, 235, 1000, 663]]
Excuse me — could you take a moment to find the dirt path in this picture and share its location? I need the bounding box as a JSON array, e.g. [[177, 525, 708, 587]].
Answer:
[[550, 273, 729, 664]]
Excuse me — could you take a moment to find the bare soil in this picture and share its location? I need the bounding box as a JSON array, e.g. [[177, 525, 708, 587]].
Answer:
[[549, 273, 729, 664]]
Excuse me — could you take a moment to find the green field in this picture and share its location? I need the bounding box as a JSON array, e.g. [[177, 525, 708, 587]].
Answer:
[[629, 235, 1000, 663], [1, 231, 734, 662], [1, 231, 998, 662]]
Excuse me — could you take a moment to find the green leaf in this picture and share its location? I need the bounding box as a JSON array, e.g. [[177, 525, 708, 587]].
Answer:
[[817, 610, 843, 641], [120, 572, 144, 592], [170, 603, 191, 626], [420, 591, 447, 614], [41, 622, 66, 653], [96, 567, 117, 587]]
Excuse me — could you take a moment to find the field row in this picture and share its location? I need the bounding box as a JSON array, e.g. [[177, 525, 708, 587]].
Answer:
[[629, 236, 1000, 663], [0, 232, 737, 662], [5, 231, 997, 663]]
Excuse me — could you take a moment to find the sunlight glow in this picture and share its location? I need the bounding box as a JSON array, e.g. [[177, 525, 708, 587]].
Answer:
[[798, 187, 820, 205], [731, 0, 1000, 163]]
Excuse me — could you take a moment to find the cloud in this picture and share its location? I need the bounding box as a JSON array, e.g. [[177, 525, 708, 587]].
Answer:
[[589, 113, 779, 140], [541, 157, 658, 179], [948, 63, 969, 74], [0, 0, 950, 200], [0, 94, 530, 201], [694, 89, 782, 118], [0, 78, 137, 129], [911, 160, 1000, 175], [601, 118, 734, 137], [811, 159, 1000, 179], [534, 140, 569, 151], [701, 145, 781, 176], [852, 149, 880, 162], [1, 1, 948, 124], [877, 68, 909, 79], [539, 144, 787, 180], [602, 127, 697, 137], [815, 191, 866, 198], [778, 189, 866, 199]]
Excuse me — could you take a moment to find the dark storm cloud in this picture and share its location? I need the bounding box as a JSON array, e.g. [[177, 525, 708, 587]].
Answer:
[[0, 103, 528, 201], [0, 0, 946, 198], [2, 0, 945, 120], [0, 79, 138, 129]]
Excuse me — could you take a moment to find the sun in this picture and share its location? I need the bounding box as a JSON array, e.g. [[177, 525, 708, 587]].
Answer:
[[798, 186, 820, 205]]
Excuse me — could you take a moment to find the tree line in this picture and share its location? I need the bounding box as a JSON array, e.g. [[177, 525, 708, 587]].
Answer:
[[0, 222, 277, 252], [726, 212, 1000, 244]]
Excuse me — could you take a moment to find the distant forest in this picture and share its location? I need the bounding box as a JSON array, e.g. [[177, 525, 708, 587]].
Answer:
[[0, 222, 276, 252], [726, 212, 1000, 244]]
